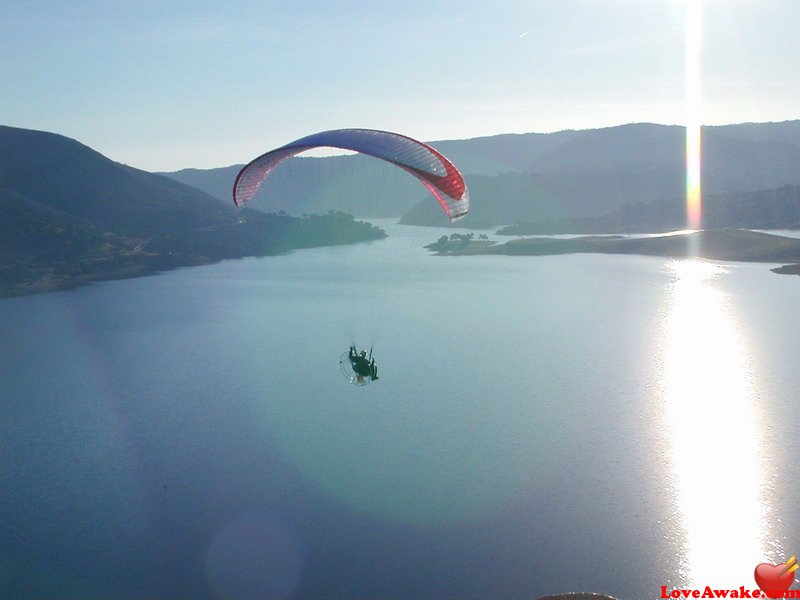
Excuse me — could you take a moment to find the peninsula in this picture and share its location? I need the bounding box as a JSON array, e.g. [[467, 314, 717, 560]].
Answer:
[[426, 229, 800, 275], [0, 126, 386, 298]]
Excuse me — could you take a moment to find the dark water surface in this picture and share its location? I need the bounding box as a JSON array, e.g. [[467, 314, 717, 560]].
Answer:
[[2, 225, 798, 600]]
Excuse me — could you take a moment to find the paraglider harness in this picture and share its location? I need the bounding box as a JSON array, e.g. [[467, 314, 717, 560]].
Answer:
[[343, 345, 378, 385]]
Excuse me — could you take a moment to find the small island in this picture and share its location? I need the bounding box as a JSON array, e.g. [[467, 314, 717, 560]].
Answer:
[[426, 229, 800, 275], [771, 263, 800, 275]]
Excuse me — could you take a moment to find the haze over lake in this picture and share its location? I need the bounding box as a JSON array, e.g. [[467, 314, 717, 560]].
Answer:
[[2, 223, 798, 600]]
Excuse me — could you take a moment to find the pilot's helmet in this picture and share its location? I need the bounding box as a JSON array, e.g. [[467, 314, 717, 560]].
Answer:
[[360, 351, 367, 357]]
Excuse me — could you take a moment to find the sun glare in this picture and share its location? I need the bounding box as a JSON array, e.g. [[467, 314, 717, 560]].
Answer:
[[661, 261, 771, 587], [685, 0, 703, 231]]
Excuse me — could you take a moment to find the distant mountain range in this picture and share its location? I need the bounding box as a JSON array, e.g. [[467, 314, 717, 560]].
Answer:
[[163, 121, 800, 228], [3, 120, 800, 296], [496, 185, 800, 235]]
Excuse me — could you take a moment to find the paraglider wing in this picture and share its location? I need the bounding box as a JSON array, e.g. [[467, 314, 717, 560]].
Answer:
[[233, 129, 469, 222]]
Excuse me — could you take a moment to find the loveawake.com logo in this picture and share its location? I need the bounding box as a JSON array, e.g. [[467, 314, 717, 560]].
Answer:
[[660, 555, 799, 599]]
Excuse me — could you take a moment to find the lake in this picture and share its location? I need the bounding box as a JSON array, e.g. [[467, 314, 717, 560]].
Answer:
[[1, 222, 798, 600]]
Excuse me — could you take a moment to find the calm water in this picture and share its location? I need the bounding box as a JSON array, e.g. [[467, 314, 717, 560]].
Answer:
[[1, 224, 799, 600]]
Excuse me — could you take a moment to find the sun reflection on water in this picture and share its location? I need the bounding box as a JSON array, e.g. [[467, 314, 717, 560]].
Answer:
[[661, 260, 771, 587]]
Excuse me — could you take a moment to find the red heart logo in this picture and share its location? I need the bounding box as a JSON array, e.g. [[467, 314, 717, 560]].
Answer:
[[754, 562, 795, 599]]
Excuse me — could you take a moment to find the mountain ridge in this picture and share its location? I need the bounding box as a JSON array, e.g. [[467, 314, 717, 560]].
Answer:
[[160, 121, 800, 228], [0, 125, 385, 297], [4, 121, 800, 297]]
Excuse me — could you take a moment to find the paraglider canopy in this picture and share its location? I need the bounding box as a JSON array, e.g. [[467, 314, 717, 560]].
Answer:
[[233, 128, 469, 222]]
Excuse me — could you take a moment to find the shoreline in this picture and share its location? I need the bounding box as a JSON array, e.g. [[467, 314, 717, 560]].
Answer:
[[425, 229, 800, 276]]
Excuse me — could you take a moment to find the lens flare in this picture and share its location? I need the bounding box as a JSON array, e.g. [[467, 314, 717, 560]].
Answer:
[[685, 0, 702, 231]]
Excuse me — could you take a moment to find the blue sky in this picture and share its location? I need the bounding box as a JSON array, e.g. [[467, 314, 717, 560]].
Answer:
[[3, 0, 799, 171]]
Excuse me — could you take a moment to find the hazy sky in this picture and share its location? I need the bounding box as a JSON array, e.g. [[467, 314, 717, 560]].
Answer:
[[3, 0, 798, 171]]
